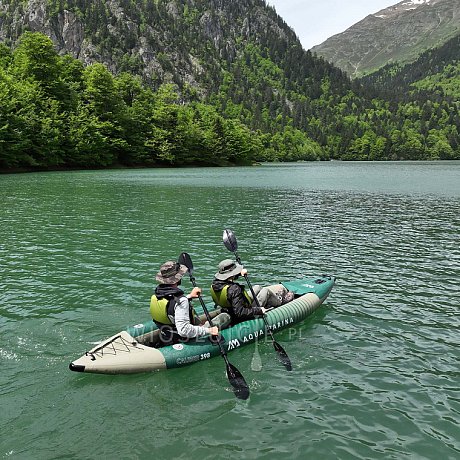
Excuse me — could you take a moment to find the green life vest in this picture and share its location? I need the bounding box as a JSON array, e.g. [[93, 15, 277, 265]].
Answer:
[[150, 295, 197, 326], [210, 284, 252, 309], [150, 296, 173, 325]]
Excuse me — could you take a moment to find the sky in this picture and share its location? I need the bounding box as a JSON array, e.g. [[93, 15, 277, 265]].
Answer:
[[266, 0, 400, 49]]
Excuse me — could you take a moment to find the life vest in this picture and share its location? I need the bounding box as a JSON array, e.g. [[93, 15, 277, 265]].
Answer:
[[210, 284, 252, 309], [150, 295, 196, 327]]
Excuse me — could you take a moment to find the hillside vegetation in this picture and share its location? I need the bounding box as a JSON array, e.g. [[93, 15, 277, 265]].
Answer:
[[0, 1, 459, 170], [360, 34, 460, 99], [0, 32, 280, 169]]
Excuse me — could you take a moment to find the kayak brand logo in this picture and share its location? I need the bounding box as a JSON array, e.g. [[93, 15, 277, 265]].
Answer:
[[227, 338, 241, 350], [269, 318, 295, 331], [242, 329, 265, 343], [301, 283, 315, 289]]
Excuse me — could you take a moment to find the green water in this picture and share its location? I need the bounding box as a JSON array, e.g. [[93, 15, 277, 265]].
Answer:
[[1, 162, 459, 459]]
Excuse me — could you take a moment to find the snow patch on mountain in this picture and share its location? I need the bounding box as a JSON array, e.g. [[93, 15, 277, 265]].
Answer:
[[402, 0, 431, 5], [373, 0, 432, 19], [401, 0, 431, 9]]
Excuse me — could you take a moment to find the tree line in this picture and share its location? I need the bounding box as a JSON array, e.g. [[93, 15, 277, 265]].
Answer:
[[0, 32, 326, 170], [1, 29, 459, 171], [214, 40, 460, 161]]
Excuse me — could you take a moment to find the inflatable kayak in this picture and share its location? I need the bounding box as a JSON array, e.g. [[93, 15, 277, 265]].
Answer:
[[69, 274, 335, 374]]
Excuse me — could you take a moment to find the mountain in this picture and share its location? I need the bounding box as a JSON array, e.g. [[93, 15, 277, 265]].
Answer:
[[359, 33, 460, 100], [0, 0, 334, 96], [311, 0, 460, 78], [0, 0, 459, 170], [0, 0, 359, 157]]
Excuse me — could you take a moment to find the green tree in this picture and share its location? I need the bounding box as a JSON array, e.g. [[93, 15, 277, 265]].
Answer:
[[73, 63, 128, 165], [0, 43, 13, 68], [144, 84, 181, 163], [12, 32, 63, 100]]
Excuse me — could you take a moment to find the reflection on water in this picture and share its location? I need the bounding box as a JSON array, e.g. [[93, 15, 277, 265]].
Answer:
[[1, 162, 459, 459]]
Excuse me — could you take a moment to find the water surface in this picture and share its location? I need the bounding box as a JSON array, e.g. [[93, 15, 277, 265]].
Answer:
[[1, 162, 459, 459]]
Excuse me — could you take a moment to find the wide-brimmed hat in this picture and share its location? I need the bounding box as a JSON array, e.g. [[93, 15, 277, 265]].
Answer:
[[215, 259, 243, 280], [156, 261, 188, 284]]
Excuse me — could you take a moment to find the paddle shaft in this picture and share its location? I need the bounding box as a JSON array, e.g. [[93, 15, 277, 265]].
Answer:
[[187, 273, 232, 363], [234, 251, 275, 330], [234, 251, 292, 371], [178, 251, 250, 399], [234, 252, 278, 344], [242, 273, 277, 341]]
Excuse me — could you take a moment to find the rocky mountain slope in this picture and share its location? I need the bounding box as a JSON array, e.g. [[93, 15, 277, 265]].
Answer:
[[0, 0, 357, 146], [311, 0, 460, 78], [0, 0, 302, 95]]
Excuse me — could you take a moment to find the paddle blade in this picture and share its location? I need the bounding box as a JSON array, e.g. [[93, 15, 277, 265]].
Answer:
[[178, 252, 193, 272], [251, 340, 262, 372], [223, 229, 238, 253], [274, 341, 292, 371], [226, 362, 250, 400]]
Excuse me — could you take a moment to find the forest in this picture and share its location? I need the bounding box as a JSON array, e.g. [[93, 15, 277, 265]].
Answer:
[[0, 32, 326, 170], [0, 29, 459, 170]]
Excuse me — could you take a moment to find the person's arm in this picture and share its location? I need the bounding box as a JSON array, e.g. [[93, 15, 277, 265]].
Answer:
[[228, 284, 264, 319], [174, 296, 214, 338]]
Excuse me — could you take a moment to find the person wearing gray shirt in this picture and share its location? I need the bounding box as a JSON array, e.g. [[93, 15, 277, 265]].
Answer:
[[150, 260, 230, 343]]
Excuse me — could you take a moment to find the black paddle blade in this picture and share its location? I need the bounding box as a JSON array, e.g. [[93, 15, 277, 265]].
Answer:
[[178, 252, 193, 272], [274, 341, 292, 371], [226, 362, 250, 400], [223, 229, 238, 253]]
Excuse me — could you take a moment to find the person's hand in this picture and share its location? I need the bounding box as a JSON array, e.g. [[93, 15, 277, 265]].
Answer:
[[241, 268, 248, 276], [208, 326, 219, 336], [189, 287, 202, 298]]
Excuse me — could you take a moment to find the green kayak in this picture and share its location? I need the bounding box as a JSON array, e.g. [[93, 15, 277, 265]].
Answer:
[[69, 274, 335, 374]]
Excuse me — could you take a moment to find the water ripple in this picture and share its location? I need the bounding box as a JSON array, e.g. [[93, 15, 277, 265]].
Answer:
[[1, 165, 459, 459]]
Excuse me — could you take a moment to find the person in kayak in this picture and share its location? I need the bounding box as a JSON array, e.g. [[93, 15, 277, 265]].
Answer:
[[151, 260, 230, 344], [210, 259, 265, 325], [211, 259, 295, 325]]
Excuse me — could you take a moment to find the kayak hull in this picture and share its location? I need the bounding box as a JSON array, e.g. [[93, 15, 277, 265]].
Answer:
[[69, 275, 335, 374]]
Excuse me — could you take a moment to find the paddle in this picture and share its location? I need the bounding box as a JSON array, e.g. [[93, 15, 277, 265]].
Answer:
[[251, 336, 262, 372], [178, 252, 250, 400], [222, 229, 293, 371]]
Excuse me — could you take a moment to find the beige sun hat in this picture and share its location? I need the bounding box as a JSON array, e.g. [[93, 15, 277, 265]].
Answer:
[[214, 259, 243, 280]]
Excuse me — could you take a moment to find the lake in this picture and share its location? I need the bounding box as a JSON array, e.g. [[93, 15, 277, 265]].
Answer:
[[1, 161, 459, 459]]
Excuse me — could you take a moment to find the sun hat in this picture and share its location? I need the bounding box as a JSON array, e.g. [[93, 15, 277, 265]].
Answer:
[[215, 259, 243, 280], [156, 261, 188, 284]]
